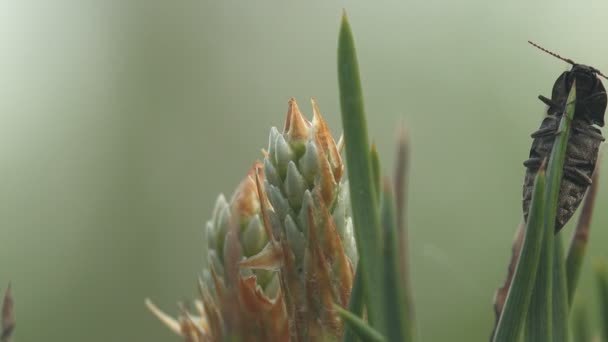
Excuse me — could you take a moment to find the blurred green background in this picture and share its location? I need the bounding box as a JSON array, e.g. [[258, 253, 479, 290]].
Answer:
[[1, 0, 608, 341]]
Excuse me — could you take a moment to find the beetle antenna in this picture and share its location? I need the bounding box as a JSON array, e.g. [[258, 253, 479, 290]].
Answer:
[[528, 41, 608, 80], [528, 41, 576, 65]]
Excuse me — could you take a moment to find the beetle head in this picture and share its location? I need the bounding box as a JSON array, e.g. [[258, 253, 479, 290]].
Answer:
[[558, 65, 607, 127], [529, 41, 607, 127], [573, 65, 606, 126]]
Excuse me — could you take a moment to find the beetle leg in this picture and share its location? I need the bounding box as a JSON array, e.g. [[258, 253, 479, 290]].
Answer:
[[567, 157, 593, 168], [523, 157, 543, 169], [531, 126, 558, 138], [572, 125, 605, 141], [538, 95, 557, 107], [564, 166, 592, 186]]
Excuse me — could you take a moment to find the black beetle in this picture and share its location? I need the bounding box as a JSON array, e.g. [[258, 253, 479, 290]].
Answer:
[[523, 41, 607, 232]]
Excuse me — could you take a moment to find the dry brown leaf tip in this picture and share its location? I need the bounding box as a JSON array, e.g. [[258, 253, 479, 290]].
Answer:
[[1, 284, 14, 342], [231, 161, 264, 220], [285, 98, 311, 142]]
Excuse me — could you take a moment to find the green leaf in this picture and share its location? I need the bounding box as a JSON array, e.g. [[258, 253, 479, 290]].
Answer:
[[380, 179, 411, 342], [490, 222, 525, 341], [525, 80, 577, 342], [566, 162, 601, 306], [492, 166, 546, 342], [344, 262, 364, 342], [335, 305, 386, 342], [338, 11, 385, 330], [595, 259, 608, 342], [552, 234, 569, 342], [572, 297, 590, 342], [524, 209, 553, 342]]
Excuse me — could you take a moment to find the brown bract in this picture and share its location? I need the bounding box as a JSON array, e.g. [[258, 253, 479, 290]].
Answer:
[[312, 98, 343, 182], [238, 169, 283, 272], [285, 98, 311, 143], [231, 162, 263, 220]]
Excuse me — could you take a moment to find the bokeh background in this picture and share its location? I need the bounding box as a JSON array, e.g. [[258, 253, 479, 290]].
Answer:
[[1, 1, 608, 341]]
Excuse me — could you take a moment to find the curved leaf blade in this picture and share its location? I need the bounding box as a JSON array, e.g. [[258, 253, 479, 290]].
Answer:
[[336, 305, 386, 342], [493, 167, 546, 342], [337, 11, 385, 330]]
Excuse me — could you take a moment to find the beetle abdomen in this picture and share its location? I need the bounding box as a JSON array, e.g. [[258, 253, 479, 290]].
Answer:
[[522, 118, 603, 231]]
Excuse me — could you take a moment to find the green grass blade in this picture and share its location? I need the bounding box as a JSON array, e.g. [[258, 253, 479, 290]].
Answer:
[[552, 234, 569, 342], [545, 81, 576, 342], [524, 214, 553, 342], [566, 162, 601, 306], [572, 297, 590, 342], [338, 11, 385, 329], [344, 262, 364, 342], [596, 259, 608, 342], [380, 179, 411, 342], [491, 221, 525, 340], [335, 305, 386, 342], [493, 167, 546, 342], [524, 80, 577, 342]]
